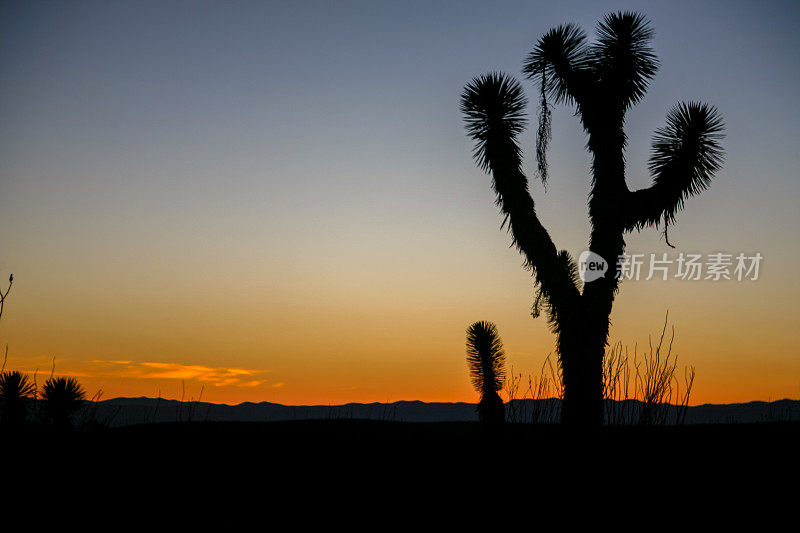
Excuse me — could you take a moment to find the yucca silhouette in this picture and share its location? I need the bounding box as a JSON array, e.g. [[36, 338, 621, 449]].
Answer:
[[0, 371, 36, 428], [461, 12, 724, 425], [466, 321, 506, 424], [41, 376, 87, 430]]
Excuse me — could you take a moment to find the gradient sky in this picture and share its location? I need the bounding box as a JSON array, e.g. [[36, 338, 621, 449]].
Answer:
[[1, 0, 798, 406]]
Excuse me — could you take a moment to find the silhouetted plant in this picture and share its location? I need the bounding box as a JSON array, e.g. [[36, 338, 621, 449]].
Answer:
[[461, 12, 723, 425], [0, 274, 33, 430], [80, 389, 116, 431], [503, 368, 526, 423], [0, 273, 12, 326], [762, 399, 791, 424], [503, 355, 562, 424], [1, 274, 12, 371], [41, 376, 87, 431], [602, 314, 695, 425], [466, 321, 506, 424], [501, 313, 695, 425], [633, 313, 695, 425], [0, 370, 36, 428]]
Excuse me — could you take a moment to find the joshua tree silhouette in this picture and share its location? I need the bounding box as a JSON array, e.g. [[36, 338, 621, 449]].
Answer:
[[0, 371, 36, 428], [460, 12, 724, 425], [466, 321, 506, 424], [42, 376, 87, 430]]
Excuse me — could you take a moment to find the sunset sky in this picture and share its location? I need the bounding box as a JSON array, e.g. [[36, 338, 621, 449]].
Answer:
[[1, 0, 798, 406]]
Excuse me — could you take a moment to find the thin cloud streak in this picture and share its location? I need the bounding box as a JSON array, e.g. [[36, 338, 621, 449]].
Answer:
[[25, 359, 275, 388], [108, 361, 270, 387]]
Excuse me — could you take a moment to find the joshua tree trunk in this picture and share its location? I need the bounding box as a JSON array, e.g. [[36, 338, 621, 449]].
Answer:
[[559, 320, 606, 425], [461, 13, 724, 426]]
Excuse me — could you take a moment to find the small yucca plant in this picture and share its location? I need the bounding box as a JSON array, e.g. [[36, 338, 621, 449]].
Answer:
[[41, 376, 87, 430], [0, 371, 36, 428], [466, 321, 506, 424]]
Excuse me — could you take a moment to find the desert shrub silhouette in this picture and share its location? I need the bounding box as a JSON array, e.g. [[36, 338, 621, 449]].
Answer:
[[0, 273, 11, 325], [0, 370, 36, 428], [460, 12, 723, 425], [503, 355, 562, 424], [41, 376, 87, 431], [502, 315, 695, 425], [0, 275, 32, 430], [466, 321, 506, 424]]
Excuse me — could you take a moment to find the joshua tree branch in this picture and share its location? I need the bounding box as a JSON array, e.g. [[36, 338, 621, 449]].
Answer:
[[489, 148, 581, 318], [625, 184, 678, 231], [590, 12, 659, 110], [523, 23, 593, 109], [486, 135, 584, 323], [624, 102, 724, 233], [461, 74, 581, 321]]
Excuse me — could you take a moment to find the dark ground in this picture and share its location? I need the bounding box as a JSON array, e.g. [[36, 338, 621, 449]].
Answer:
[[6, 419, 799, 468], [3, 420, 797, 513]]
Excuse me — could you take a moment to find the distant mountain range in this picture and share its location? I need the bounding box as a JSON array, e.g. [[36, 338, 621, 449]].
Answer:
[[90, 397, 800, 427]]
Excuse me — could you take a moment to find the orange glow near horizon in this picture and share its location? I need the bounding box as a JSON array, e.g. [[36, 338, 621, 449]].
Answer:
[[3, 257, 798, 407]]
